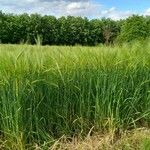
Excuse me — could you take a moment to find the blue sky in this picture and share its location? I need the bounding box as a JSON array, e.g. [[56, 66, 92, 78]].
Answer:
[[0, 0, 150, 20], [96, 0, 150, 12]]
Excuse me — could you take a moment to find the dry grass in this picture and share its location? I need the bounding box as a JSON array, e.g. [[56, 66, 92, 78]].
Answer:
[[50, 128, 150, 150]]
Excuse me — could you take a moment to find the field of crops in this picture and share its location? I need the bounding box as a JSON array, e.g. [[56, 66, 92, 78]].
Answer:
[[0, 41, 150, 149]]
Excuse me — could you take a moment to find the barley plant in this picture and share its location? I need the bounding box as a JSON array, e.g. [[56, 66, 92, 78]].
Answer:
[[0, 41, 150, 149]]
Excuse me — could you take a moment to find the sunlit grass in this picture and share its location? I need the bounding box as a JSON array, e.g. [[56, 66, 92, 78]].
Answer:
[[0, 41, 150, 149]]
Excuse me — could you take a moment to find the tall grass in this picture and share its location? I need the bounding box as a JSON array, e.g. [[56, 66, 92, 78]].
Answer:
[[0, 41, 150, 148]]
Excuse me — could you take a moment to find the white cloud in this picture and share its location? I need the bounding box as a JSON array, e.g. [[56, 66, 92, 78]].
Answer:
[[66, 2, 100, 16], [0, 0, 101, 17], [0, 0, 149, 20], [26, 0, 37, 2], [99, 7, 134, 20], [144, 8, 150, 16], [67, 2, 85, 10]]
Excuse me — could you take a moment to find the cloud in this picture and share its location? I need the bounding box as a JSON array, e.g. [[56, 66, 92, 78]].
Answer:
[[0, 0, 149, 20], [39, 0, 89, 2], [144, 8, 150, 16], [66, 2, 100, 16], [0, 0, 101, 17], [98, 7, 134, 20]]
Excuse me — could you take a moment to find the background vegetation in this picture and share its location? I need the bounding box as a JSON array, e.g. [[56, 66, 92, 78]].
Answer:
[[0, 10, 150, 149], [0, 11, 150, 45]]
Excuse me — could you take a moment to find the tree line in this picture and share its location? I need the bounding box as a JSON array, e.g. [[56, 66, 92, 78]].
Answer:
[[0, 11, 150, 45]]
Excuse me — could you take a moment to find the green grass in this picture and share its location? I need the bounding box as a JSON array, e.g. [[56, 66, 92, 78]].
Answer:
[[0, 41, 150, 149]]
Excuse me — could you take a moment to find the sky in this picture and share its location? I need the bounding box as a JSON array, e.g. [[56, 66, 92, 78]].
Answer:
[[0, 0, 150, 20]]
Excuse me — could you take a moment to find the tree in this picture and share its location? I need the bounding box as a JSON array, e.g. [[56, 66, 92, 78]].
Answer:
[[41, 15, 59, 45], [118, 15, 149, 42], [0, 11, 4, 43], [16, 14, 30, 43], [58, 16, 89, 45], [58, 16, 68, 45], [0, 11, 149, 45], [64, 16, 89, 45], [28, 14, 42, 44], [0, 13, 16, 43], [88, 19, 103, 45], [145, 16, 150, 37], [101, 18, 120, 45]]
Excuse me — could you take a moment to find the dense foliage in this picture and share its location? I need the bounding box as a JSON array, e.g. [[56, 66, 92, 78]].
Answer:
[[0, 11, 150, 45], [118, 15, 150, 42]]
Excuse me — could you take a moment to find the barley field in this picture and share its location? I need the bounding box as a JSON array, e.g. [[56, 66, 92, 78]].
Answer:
[[0, 41, 150, 149]]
